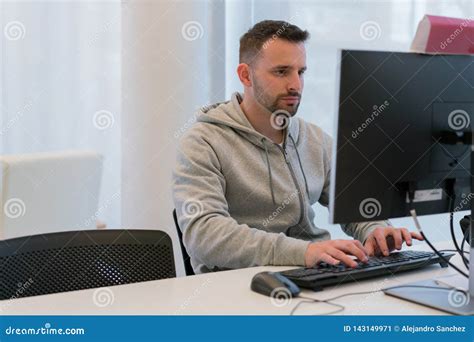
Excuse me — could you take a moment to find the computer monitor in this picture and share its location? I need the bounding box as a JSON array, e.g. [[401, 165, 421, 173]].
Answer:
[[329, 50, 474, 315]]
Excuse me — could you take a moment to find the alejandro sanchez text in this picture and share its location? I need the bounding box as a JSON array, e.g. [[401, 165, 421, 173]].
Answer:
[[402, 325, 466, 333]]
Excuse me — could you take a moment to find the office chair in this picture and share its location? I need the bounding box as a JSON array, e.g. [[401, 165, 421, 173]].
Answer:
[[172, 209, 195, 276], [0, 229, 176, 300]]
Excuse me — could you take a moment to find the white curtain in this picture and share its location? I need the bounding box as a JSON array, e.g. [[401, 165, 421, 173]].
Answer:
[[0, 1, 122, 227]]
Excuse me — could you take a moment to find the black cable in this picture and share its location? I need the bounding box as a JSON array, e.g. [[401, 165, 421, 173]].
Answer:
[[442, 248, 469, 255], [290, 296, 344, 315], [447, 181, 469, 267], [419, 230, 468, 277], [407, 190, 469, 277], [450, 210, 469, 268], [461, 234, 468, 259], [449, 211, 462, 256], [410, 209, 468, 278]]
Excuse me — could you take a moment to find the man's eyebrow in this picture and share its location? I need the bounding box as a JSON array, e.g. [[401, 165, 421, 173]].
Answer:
[[271, 65, 307, 71], [271, 65, 291, 69]]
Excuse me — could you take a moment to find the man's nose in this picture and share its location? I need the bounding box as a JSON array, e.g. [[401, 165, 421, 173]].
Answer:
[[288, 72, 302, 93]]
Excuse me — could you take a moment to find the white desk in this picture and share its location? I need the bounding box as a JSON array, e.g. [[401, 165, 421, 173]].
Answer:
[[0, 243, 465, 315]]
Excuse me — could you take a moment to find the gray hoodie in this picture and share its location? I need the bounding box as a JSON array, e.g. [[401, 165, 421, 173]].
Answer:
[[172, 92, 390, 274]]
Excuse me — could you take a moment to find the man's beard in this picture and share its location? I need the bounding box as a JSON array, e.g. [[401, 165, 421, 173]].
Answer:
[[252, 76, 301, 116]]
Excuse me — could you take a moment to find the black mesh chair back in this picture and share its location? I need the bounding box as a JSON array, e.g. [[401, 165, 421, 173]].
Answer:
[[0, 229, 176, 300], [172, 209, 195, 276]]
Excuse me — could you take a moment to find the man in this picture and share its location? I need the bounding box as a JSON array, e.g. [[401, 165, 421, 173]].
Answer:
[[172, 20, 423, 274]]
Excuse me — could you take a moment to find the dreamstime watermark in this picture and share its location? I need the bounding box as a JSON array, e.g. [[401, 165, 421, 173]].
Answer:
[[0, 278, 34, 313], [359, 197, 382, 219], [435, 192, 473, 232], [4, 21, 26, 41], [174, 103, 221, 139], [270, 109, 291, 131], [181, 21, 204, 41], [92, 287, 115, 307], [270, 287, 293, 308], [0, 98, 36, 137], [440, 17, 474, 51], [359, 21, 381, 41], [4, 323, 85, 336], [93, 110, 115, 130], [174, 113, 198, 139], [453, 192, 474, 213], [262, 21, 290, 50], [447, 109, 470, 131], [352, 278, 389, 314], [87, 2, 129, 48], [181, 199, 204, 219], [174, 277, 212, 314], [351, 100, 390, 139], [81, 191, 121, 228], [3, 198, 26, 219], [353, 278, 390, 315], [448, 288, 470, 308], [262, 190, 299, 227]]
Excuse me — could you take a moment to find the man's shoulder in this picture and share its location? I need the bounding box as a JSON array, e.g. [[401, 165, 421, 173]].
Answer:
[[177, 116, 235, 153], [295, 117, 333, 145], [182, 119, 231, 139]]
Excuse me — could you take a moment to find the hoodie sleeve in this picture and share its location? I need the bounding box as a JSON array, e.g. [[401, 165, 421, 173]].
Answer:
[[172, 130, 310, 272], [317, 132, 392, 243]]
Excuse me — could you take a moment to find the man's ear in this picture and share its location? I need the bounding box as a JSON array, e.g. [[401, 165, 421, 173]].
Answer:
[[237, 63, 252, 87]]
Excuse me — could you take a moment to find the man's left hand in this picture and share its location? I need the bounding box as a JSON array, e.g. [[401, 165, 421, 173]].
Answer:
[[364, 227, 424, 257]]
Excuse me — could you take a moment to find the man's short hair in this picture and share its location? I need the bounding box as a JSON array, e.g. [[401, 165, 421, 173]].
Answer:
[[239, 20, 309, 64]]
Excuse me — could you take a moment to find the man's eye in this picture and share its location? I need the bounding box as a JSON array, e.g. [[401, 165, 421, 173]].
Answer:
[[298, 70, 306, 76], [274, 70, 286, 76]]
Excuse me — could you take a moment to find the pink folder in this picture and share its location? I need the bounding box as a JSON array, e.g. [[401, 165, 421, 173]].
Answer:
[[410, 15, 474, 55]]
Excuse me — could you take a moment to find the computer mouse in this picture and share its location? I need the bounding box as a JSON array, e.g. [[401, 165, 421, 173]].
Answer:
[[250, 271, 300, 298]]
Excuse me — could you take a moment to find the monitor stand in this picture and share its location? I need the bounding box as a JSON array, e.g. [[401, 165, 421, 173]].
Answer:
[[383, 274, 474, 315], [383, 146, 474, 315]]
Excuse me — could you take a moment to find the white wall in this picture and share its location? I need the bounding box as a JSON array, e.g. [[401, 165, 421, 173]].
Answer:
[[121, 0, 226, 275]]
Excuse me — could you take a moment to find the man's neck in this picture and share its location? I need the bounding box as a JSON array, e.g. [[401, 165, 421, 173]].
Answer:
[[239, 96, 284, 144]]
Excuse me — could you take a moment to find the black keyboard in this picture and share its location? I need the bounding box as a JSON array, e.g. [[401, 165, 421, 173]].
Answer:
[[279, 250, 455, 291]]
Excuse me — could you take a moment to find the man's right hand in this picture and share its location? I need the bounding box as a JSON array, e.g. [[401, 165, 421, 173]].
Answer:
[[304, 240, 369, 268]]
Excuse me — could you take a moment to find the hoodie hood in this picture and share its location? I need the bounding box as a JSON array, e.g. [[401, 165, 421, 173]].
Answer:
[[197, 92, 300, 149], [196, 92, 307, 205]]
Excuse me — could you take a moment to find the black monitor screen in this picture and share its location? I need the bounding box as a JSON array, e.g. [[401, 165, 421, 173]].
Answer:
[[330, 50, 474, 224]]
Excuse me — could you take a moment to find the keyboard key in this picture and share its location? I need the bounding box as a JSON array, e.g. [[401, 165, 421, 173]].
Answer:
[[278, 251, 454, 289]]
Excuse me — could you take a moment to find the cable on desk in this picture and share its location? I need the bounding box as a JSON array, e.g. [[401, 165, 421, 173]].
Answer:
[[410, 209, 468, 278], [291, 284, 469, 315], [445, 179, 468, 267], [448, 193, 469, 267]]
